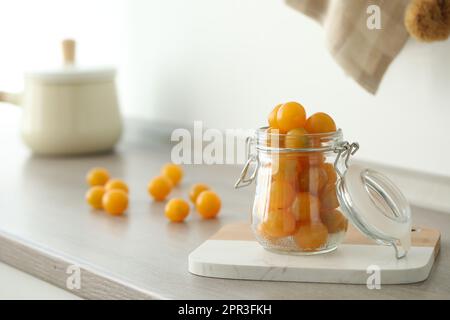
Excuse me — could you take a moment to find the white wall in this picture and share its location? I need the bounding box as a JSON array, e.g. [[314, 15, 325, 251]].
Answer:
[[1, 0, 450, 177]]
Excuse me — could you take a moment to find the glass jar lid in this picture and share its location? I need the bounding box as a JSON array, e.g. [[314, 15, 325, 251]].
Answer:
[[334, 143, 411, 259]]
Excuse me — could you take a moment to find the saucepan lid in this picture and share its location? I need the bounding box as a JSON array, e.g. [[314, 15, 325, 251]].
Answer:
[[25, 39, 116, 84]]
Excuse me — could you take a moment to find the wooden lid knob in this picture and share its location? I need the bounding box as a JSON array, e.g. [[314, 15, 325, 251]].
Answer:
[[62, 39, 76, 65]]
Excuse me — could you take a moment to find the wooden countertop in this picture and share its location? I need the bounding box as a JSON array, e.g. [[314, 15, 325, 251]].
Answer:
[[0, 109, 449, 299]]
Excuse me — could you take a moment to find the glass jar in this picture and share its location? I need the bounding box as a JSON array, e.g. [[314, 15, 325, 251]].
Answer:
[[235, 127, 412, 258]]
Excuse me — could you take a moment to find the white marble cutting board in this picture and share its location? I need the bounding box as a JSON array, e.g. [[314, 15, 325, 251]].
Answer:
[[189, 223, 440, 284]]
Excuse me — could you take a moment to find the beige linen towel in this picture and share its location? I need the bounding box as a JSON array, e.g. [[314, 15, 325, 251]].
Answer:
[[286, 0, 410, 94]]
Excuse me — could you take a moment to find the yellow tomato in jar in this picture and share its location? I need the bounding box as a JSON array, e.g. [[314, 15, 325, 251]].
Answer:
[[294, 223, 329, 251], [276, 102, 307, 133], [259, 208, 297, 238]]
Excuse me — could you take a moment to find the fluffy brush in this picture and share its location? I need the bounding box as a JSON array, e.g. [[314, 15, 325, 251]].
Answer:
[[405, 0, 450, 42]]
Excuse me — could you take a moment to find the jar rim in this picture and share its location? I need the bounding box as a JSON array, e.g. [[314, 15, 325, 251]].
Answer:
[[255, 127, 344, 152]]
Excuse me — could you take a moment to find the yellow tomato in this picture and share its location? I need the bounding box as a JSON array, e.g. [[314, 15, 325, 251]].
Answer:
[[105, 179, 129, 193], [321, 209, 348, 233], [102, 190, 128, 216], [285, 127, 308, 149], [292, 192, 321, 223], [268, 104, 282, 129], [161, 163, 184, 186], [148, 176, 173, 201], [195, 191, 221, 219], [268, 178, 296, 210], [322, 163, 337, 186], [259, 208, 296, 238], [305, 112, 336, 134], [294, 223, 329, 251], [85, 186, 106, 210], [86, 167, 110, 186], [165, 198, 190, 222], [298, 165, 327, 195], [320, 183, 340, 211], [276, 102, 307, 133], [189, 183, 210, 203]]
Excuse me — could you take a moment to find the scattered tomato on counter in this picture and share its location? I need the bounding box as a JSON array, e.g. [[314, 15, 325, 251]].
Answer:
[[165, 198, 190, 222], [85, 168, 129, 216], [85, 163, 223, 223], [161, 163, 184, 186], [105, 179, 129, 193], [85, 186, 106, 210], [148, 176, 173, 201], [195, 190, 222, 219], [189, 183, 210, 203], [147, 163, 222, 221], [102, 189, 128, 216], [86, 167, 110, 186]]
